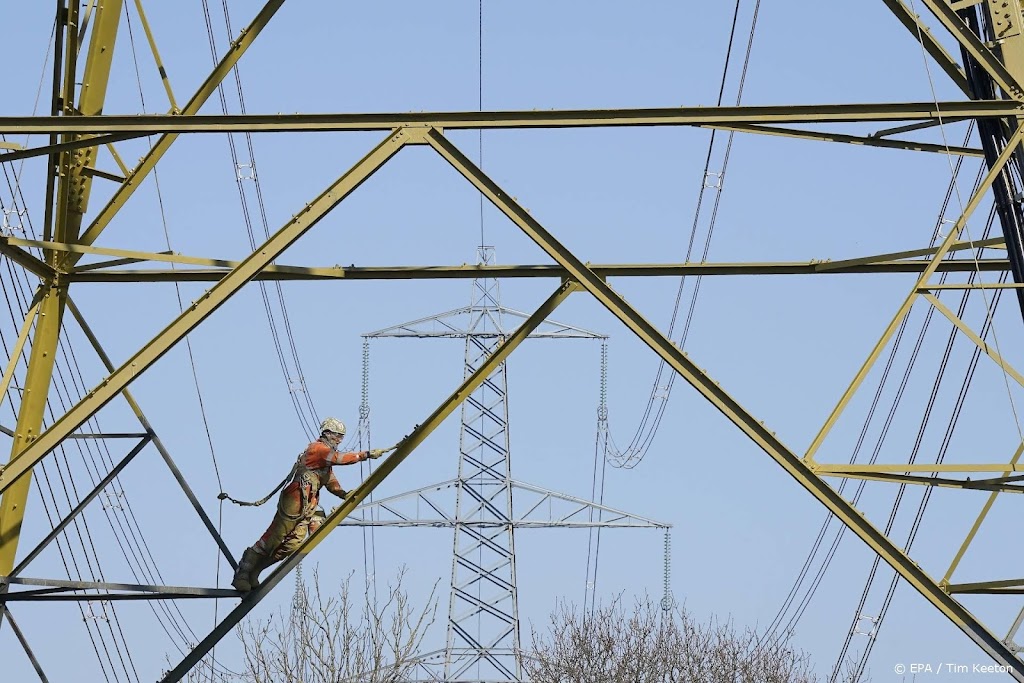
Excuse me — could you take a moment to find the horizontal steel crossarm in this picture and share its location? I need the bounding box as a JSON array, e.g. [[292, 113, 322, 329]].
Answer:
[[60, 432, 150, 439], [158, 280, 577, 683], [923, 282, 1024, 289], [816, 463, 1024, 473], [0, 427, 137, 441], [0, 125, 981, 160], [814, 470, 1024, 493], [881, 0, 972, 94], [919, 0, 1024, 99], [65, 0, 287, 267], [0, 575, 239, 597], [30, 227, 978, 269], [423, 127, 1024, 678], [1, 591, 236, 602], [64, 260, 1014, 283], [0, 101, 1021, 135], [0, 129, 408, 496], [343, 519, 664, 529]]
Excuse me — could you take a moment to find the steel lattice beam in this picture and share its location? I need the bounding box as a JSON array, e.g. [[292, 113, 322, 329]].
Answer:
[[0, 101, 1021, 136]]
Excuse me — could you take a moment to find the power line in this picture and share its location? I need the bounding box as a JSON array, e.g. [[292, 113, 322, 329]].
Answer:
[[608, 0, 761, 469]]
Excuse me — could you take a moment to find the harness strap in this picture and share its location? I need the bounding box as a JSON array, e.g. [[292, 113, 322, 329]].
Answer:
[[218, 463, 297, 507]]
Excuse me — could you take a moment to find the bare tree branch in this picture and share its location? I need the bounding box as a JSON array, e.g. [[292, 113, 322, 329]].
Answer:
[[234, 566, 438, 683], [526, 596, 822, 683]]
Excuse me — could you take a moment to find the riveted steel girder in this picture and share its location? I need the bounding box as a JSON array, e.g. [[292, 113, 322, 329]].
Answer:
[[54, 259, 1011, 282], [0, 284, 66, 574]]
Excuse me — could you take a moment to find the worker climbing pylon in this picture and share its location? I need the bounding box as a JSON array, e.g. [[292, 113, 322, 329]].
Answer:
[[229, 417, 394, 592]]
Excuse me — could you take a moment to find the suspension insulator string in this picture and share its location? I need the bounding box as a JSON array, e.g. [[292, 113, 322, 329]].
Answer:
[[662, 528, 673, 613]]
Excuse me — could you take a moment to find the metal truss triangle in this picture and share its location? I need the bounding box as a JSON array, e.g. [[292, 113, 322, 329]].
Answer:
[[363, 306, 606, 340], [341, 477, 668, 529]]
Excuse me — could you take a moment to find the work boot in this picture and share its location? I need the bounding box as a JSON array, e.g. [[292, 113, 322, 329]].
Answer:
[[232, 548, 263, 592], [247, 552, 278, 589]]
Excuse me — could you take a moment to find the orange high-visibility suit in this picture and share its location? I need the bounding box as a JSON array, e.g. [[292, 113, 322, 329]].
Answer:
[[232, 439, 370, 591]]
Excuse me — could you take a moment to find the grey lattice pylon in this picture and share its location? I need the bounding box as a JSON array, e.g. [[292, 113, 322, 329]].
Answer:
[[358, 247, 662, 682], [443, 262, 520, 681]]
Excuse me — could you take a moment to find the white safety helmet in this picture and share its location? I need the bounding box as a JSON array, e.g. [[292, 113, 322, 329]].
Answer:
[[320, 417, 346, 437]]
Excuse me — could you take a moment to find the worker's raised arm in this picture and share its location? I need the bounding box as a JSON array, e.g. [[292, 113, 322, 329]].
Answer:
[[326, 448, 370, 466], [304, 440, 368, 467]]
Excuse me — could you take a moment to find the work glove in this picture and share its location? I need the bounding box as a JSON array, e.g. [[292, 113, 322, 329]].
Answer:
[[367, 448, 389, 459]]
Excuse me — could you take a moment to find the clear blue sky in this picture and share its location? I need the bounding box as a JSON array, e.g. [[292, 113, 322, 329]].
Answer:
[[3, 1, 1023, 681]]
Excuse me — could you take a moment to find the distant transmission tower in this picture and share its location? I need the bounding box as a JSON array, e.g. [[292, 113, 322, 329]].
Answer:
[[350, 247, 668, 682]]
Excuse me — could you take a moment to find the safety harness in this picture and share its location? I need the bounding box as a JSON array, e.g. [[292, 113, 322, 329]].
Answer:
[[218, 462, 297, 508], [218, 440, 338, 515]]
